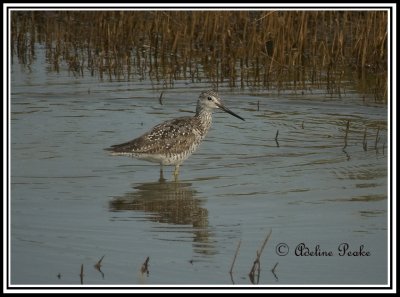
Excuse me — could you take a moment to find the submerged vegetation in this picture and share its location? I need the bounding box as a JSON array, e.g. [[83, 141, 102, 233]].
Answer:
[[11, 10, 388, 102]]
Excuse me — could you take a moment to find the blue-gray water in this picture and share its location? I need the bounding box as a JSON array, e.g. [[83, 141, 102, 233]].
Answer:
[[10, 49, 388, 285]]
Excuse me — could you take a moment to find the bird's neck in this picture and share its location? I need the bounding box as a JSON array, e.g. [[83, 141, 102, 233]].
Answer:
[[195, 107, 213, 135]]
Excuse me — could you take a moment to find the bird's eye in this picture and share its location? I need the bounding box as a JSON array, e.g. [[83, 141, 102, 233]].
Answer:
[[207, 96, 212, 101]]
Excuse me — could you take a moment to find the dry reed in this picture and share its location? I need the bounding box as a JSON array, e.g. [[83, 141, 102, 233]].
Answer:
[[11, 10, 388, 101]]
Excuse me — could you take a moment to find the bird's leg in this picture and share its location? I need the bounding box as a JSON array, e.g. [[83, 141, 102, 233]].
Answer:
[[159, 164, 166, 182], [173, 164, 180, 181]]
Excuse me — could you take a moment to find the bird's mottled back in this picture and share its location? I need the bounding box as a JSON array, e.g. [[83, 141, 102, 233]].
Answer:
[[106, 116, 206, 156]]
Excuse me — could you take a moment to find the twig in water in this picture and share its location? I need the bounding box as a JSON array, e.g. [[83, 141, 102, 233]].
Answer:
[[342, 148, 351, 161], [363, 127, 368, 151], [140, 256, 150, 276], [229, 240, 242, 284], [94, 255, 105, 278], [257, 100, 260, 111], [374, 127, 380, 153], [94, 255, 105, 270], [271, 262, 279, 281], [258, 230, 272, 260], [343, 120, 350, 149], [249, 229, 272, 284], [159, 91, 164, 105], [275, 130, 280, 147], [79, 264, 84, 285]]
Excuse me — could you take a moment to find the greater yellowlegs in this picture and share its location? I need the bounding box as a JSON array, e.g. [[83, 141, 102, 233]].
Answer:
[[105, 90, 244, 180]]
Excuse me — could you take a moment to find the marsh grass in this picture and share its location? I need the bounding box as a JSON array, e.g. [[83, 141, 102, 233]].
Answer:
[[11, 10, 388, 102]]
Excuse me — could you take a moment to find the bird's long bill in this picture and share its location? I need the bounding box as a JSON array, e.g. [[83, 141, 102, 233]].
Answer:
[[216, 102, 245, 121]]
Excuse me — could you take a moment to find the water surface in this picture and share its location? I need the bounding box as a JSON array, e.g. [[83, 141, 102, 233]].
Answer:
[[10, 51, 388, 285]]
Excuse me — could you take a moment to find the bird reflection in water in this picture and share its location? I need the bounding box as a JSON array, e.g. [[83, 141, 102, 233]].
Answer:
[[109, 180, 215, 257]]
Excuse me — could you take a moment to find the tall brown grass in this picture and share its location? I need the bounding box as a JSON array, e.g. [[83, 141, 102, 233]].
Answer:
[[11, 10, 388, 102]]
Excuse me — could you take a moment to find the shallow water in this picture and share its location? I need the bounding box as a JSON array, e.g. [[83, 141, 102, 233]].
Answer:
[[10, 50, 388, 286]]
